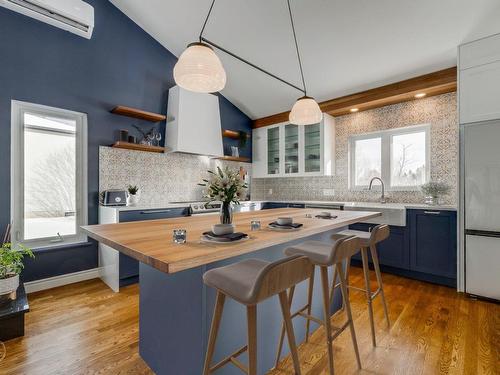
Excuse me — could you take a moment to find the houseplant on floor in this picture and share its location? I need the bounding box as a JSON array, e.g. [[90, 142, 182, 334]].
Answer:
[[199, 167, 248, 225], [0, 243, 34, 301]]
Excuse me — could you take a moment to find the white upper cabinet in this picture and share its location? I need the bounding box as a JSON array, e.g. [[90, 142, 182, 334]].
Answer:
[[459, 33, 500, 124], [252, 113, 335, 178]]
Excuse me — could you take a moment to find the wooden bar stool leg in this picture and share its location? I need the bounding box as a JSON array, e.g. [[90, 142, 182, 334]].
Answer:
[[274, 285, 296, 368], [305, 267, 315, 342], [361, 247, 376, 347], [320, 266, 335, 375], [337, 264, 362, 370], [370, 244, 391, 328], [247, 305, 258, 375], [278, 291, 302, 375], [203, 291, 226, 375], [329, 263, 338, 306]]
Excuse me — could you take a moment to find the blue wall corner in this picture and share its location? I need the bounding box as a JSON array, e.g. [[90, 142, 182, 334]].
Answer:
[[0, 0, 252, 282]]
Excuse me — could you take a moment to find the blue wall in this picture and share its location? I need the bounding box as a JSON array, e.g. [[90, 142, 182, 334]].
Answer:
[[0, 0, 252, 281]]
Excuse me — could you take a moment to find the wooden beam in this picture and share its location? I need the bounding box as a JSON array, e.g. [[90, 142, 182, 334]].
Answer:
[[253, 67, 457, 128]]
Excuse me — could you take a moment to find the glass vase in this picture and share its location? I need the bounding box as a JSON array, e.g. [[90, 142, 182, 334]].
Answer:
[[220, 202, 233, 224]]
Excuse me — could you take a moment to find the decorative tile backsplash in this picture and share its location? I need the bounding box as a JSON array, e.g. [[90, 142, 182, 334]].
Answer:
[[99, 147, 251, 206], [251, 93, 458, 205]]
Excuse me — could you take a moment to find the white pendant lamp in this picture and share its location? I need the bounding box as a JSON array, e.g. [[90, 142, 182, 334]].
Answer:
[[289, 96, 323, 125], [173, 42, 226, 93]]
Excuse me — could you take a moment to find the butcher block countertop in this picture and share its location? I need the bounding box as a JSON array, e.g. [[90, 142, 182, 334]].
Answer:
[[82, 208, 380, 274]]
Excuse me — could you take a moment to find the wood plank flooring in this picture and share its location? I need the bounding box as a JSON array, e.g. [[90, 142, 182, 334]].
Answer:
[[0, 268, 498, 375]]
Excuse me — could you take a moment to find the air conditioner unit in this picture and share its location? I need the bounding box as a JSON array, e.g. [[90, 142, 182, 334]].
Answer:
[[0, 0, 94, 39]]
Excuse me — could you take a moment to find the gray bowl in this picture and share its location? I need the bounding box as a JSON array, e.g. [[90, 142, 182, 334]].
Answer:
[[276, 217, 293, 226], [212, 224, 235, 236]]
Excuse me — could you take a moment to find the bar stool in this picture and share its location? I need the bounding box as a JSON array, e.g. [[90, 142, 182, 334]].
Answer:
[[331, 224, 391, 347], [202, 255, 314, 375], [275, 235, 362, 375]]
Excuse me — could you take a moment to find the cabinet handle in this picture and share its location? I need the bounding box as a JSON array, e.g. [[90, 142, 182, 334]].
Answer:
[[140, 209, 172, 214], [424, 211, 441, 215]]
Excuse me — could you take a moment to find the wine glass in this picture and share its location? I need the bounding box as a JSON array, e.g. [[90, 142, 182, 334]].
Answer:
[[155, 132, 162, 147]]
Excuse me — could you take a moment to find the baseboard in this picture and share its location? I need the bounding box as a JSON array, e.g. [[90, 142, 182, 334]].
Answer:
[[24, 268, 100, 294]]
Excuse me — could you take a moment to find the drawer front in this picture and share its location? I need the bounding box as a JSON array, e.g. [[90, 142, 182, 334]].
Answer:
[[119, 207, 189, 222], [460, 33, 500, 70], [262, 202, 289, 210], [287, 203, 305, 209]]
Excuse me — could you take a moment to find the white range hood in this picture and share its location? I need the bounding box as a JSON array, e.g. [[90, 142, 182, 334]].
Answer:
[[166, 86, 224, 157]]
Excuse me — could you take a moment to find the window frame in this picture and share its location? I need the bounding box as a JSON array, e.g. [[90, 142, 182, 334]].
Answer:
[[11, 100, 88, 249], [348, 124, 431, 191]]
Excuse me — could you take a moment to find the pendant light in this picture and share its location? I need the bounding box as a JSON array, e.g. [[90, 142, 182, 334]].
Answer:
[[174, 0, 322, 125], [287, 0, 322, 125], [173, 1, 226, 93]]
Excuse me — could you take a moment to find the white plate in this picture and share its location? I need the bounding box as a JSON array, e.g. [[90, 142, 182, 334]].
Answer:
[[267, 225, 301, 232]]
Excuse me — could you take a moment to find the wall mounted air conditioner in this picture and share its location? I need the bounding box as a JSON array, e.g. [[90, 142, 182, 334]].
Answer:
[[0, 0, 94, 39]]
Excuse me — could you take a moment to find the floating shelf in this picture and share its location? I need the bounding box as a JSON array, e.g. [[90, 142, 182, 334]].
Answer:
[[214, 155, 251, 162], [111, 106, 166, 122], [222, 129, 250, 140], [111, 141, 167, 153]]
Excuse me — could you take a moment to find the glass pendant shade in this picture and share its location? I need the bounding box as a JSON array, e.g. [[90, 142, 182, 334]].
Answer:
[[173, 42, 226, 93], [289, 96, 323, 125]]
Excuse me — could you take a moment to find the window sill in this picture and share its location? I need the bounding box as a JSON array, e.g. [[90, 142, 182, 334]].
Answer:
[[32, 241, 94, 253]]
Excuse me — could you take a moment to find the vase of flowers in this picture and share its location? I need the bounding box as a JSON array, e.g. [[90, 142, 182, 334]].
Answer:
[[421, 181, 450, 205], [0, 243, 34, 301], [199, 167, 248, 225]]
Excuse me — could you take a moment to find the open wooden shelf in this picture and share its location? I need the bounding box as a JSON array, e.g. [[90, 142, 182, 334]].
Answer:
[[111, 106, 166, 122], [222, 129, 250, 140], [214, 155, 251, 162], [111, 141, 167, 153]]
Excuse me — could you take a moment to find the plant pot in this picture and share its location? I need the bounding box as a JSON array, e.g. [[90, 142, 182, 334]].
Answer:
[[0, 274, 19, 297], [127, 193, 140, 206], [425, 196, 442, 205]]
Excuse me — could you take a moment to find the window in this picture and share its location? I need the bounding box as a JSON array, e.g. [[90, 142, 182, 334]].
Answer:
[[11, 101, 87, 248], [349, 124, 430, 190]]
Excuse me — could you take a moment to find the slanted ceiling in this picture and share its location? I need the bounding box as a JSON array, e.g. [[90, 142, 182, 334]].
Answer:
[[111, 0, 500, 120]]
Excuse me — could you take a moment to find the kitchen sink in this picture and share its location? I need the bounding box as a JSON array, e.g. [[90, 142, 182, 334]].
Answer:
[[343, 202, 406, 226]]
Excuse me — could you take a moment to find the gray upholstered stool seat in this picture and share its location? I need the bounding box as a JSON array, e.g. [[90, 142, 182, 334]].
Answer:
[[203, 259, 269, 305], [284, 240, 338, 265]]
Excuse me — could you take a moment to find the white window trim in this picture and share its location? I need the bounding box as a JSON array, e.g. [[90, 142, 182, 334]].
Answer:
[[11, 100, 88, 249], [348, 124, 431, 192]]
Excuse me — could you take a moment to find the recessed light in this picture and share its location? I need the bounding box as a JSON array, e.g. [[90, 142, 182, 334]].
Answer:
[[415, 93, 426, 98], [350, 108, 359, 113]]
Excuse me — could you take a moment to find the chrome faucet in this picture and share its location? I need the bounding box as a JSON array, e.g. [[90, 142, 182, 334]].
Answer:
[[369, 177, 386, 203]]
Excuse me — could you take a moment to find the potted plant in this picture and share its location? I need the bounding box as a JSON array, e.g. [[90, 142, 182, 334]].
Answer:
[[0, 243, 34, 300], [199, 167, 248, 224], [127, 185, 140, 206], [421, 181, 450, 205]]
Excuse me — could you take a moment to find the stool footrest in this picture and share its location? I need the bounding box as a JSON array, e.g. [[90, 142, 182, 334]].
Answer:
[[290, 304, 310, 319], [330, 321, 350, 341], [297, 311, 325, 326], [210, 345, 248, 373]]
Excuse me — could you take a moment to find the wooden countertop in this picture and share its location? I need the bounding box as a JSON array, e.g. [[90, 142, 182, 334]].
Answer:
[[82, 208, 380, 274]]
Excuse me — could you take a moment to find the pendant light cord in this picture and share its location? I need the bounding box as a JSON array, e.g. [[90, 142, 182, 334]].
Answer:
[[287, 0, 307, 96], [199, 0, 217, 42]]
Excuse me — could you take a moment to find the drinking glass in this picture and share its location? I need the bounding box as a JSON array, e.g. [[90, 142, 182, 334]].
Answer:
[[156, 132, 162, 147], [173, 229, 187, 244], [250, 220, 261, 231]]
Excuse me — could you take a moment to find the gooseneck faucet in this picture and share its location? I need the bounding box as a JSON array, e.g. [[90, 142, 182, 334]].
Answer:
[[369, 177, 386, 203]]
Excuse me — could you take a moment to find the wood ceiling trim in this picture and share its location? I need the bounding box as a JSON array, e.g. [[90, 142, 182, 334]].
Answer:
[[252, 67, 457, 128]]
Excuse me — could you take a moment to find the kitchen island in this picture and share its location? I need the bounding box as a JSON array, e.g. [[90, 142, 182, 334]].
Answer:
[[82, 208, 380, 375]]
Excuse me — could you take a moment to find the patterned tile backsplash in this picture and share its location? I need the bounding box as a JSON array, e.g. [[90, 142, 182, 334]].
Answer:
[[251, 93, 458, 205], [99, 147, 252, 206]]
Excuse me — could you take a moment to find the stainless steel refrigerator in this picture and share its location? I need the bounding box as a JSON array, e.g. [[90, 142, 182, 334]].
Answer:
[[463, 120, 500, 300]]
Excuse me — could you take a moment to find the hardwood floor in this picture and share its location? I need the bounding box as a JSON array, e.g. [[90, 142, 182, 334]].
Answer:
[[0, 268, 498, 375]]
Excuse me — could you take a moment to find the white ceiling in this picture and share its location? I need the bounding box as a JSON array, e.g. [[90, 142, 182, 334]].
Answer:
[[110, 0, 500, 120]]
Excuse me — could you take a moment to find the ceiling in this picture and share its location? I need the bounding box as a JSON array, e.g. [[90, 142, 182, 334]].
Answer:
[[110, 0, 500, 120]]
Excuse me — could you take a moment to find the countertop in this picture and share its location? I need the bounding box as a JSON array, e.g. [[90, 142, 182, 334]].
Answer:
[[99, 200, 456, 212], [83, 208, 380, 274]]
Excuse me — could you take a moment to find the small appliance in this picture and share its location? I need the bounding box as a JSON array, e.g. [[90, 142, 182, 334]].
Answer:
[[103, 190, 127, 206]]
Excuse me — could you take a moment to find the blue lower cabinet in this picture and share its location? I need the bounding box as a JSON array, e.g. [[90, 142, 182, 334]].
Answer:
[[408, 209, 457, 279], [262, 202, 305, 209], [348, 223, 409, 269], [117, 207, 190, 286]]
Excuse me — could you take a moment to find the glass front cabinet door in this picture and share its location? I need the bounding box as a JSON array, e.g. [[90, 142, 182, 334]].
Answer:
[[252, 113, 335, 177]]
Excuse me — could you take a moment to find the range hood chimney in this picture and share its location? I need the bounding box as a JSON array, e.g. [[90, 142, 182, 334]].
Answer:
[[166, 86, 223, 157]]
